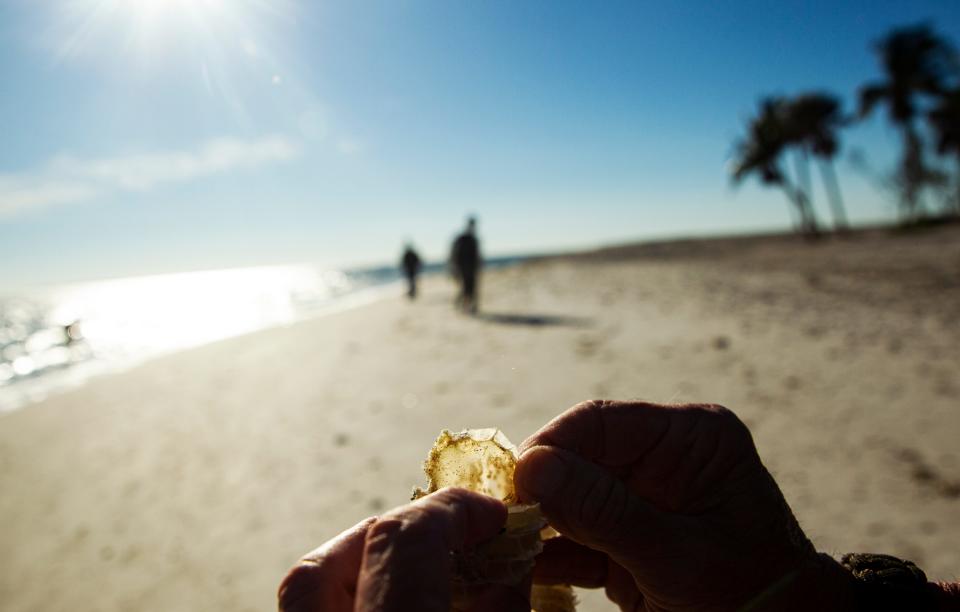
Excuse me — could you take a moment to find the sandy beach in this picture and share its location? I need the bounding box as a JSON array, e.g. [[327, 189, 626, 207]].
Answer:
[[2, 225, 959, 612]]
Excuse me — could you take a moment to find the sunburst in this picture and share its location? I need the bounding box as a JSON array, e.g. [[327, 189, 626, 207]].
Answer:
[[49, 0, 293, 66], [45, 0, 300, 121]]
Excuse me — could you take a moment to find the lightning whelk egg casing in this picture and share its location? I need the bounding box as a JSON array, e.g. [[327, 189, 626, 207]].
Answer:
[[413, 428, 576, 611]]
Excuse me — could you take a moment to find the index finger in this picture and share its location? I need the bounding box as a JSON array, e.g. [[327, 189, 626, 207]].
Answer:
[[518, 400, 759, 512], [354, 487, 507, 612], [518, 400, 679, 466], [278, 516, 377, 612]]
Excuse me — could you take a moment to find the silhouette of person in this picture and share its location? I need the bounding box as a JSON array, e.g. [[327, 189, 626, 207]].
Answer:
[[400, 244, 422, 300], [450, 217, 482, 314]]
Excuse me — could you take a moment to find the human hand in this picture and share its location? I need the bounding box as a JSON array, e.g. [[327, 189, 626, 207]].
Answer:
[[516, 400, 855, 612], [277, 488, 529, 612]]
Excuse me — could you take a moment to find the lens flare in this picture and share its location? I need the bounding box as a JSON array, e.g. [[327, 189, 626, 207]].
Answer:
[[49, 0, 293, 66], [46, 0, 300, 121]]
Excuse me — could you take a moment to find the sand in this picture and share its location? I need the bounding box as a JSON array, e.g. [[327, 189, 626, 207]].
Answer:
[[1, 224, 959, 611]]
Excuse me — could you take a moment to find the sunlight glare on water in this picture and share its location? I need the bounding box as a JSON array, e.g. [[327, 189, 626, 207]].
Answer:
[[50, 265, 344, 359], [0, 264, 397, 413]]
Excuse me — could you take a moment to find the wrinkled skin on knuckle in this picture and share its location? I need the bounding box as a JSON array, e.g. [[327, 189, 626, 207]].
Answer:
[[368, 511, 445, 559], [277, 562, 322, 611], [679, 410, 769, 523], [577, 473, 630, 543], [698, 404, 756, 452], [363, 517, 405, 566], [279, 548, 360, 612], [693, 404, 763, 483], [360, 515, 452, 611], [425, 495, 468, 546], [534, 398, 609, 456]]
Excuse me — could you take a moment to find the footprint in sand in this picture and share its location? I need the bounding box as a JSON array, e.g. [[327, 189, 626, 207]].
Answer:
[[934, 376, 958, 398], [919, 520, 938, 535], [866, 522, 889, 536], [713, 335, 731, 350], [575, 335, 600, 358], [896, 448, 960, 499], [783, 375, 802, 391]]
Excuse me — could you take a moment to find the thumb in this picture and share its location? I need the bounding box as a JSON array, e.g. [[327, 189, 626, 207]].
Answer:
[[515, 446, 668, 566]]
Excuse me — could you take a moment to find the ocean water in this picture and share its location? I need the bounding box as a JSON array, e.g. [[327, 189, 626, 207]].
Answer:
[[0, 263, 407, 413], [0, 257, 524, 414]]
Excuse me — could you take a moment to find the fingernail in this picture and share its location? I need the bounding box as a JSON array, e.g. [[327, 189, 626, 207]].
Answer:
[[516, 447, 567, 500]]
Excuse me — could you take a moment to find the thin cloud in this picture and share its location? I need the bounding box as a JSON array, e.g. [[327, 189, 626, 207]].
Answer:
[[0, 136, 299, 218], [0, 179, 99, 217], [336, 137, 364, 156]]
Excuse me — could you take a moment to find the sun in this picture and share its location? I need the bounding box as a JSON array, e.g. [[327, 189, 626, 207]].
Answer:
[[94, 0, 230, 39], [96, 0, 227, 18], [50, 0, 270, 62], [47, 0, 297, 120], [121, 0, 229, 22]]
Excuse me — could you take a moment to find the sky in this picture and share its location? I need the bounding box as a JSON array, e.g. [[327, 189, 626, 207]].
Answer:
[[1, 0, 958, 286]]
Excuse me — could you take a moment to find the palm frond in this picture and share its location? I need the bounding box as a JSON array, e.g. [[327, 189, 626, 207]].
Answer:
[[858, 83, 888, 119]]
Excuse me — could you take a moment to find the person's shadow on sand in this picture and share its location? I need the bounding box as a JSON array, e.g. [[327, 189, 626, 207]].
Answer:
[[475, 312, 592, 327]]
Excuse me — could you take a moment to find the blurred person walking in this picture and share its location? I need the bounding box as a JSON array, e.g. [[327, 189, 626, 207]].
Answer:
[[449, 216, 482, 314], [400, 243, 422, 300]]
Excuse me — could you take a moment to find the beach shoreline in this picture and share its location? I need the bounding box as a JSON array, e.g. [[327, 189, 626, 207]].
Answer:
[[0, 274, 408, 415], [0, 255, 533, 416], [2, 224, 958, 611]]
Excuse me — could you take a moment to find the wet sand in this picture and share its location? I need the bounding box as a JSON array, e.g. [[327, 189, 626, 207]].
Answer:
[[1, 224, 959, 611]]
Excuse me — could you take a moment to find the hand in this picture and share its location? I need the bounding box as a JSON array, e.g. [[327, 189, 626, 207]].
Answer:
[[277, 488, 529, 612], [516, 400, 855, 612]]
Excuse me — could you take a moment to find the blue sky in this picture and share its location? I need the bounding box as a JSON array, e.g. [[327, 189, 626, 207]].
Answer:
[[1, 0, 958, 286]]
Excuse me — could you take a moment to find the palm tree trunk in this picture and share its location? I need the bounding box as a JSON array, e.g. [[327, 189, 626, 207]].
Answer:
[[789, 154, 820, 237], [818, 159, 850, 232], [780, 189, 803, 232], [955, 156, 960, 216], [780, 190, 802, 231], [797, 189, 820, 238], [901, 125, 925, 220], [779, 178, 819, 238], [794, 149, 814, 207]]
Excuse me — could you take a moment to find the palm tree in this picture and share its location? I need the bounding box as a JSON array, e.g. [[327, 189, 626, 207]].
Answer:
[[859, 24, 957, 220], [731, 97, 820, 237], [927, 88, 960, 214], [784, 93, 850, 232]]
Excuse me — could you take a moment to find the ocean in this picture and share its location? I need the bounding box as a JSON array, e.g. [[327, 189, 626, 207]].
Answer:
[[0, 258, 523, 414]]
